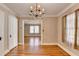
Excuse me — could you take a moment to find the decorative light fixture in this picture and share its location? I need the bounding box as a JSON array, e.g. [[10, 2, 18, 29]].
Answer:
[[29, 3, 45, 18]]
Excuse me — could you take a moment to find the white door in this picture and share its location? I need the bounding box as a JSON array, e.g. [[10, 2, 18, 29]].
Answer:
[[0, 10, 4, 55], [8, 15, 18, 50], [8, 15, 13, 50]]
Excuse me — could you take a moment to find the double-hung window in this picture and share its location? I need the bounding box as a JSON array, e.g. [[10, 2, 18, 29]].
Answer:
[[30, 25, 40, 34]]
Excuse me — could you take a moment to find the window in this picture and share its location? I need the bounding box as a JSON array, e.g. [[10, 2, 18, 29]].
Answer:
[[66, 12, 75, 47], [30, 25, 40, 34], [30, 26, 35, 33], [62, 12, 76, 48], [34, 26, 40, 33], [62, 9, 79, 49]]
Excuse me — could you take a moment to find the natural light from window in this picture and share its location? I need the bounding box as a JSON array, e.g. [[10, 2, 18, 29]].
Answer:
[[30, 25, 40, 34]]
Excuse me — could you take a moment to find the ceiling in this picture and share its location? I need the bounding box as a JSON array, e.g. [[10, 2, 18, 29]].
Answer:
[[4, 3, 71, 17]]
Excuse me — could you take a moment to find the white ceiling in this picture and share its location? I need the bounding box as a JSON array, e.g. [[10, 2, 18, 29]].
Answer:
[[4, 3, 71, 17]]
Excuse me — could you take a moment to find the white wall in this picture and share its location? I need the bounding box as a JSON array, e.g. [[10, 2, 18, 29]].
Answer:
[[58, 4, 79, 56], [0, 4, 18, 55], [0, 10, 5, 55], [18, 17, 58, 45], [43, 17, 58, 44]]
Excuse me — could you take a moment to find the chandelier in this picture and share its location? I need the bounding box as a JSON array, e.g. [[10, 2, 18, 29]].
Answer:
[[29, 3, 45, 18]]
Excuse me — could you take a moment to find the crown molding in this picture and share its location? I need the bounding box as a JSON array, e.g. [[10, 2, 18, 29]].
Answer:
[[43, 15, 58, 17], [1, 3, 76, 18], [19, 3, 76, 18], [18, 15, 58, 19], [0, 3, 16, 15], [57, 3, 76, 17]]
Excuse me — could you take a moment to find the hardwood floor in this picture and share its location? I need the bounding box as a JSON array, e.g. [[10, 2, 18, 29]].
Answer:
[[24, 36, 41, 46], [5, 45, 70, 56]]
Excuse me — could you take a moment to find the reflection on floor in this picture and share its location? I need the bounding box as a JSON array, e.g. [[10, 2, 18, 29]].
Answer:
[[5, 45, 70, 56], [24, 36, 41, 46]]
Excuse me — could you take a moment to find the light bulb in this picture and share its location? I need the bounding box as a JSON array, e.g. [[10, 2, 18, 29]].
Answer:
[[30, 6, 33, 10], [38, 5, 40, 8], [42, 8, 44, 11], [39, 12, 42, 14]]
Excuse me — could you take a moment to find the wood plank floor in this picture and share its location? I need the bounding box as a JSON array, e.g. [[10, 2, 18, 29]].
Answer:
[[5, 45, 70, 56]]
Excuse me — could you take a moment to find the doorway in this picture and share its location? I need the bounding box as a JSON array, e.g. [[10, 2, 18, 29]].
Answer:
[[24, 23, 41, 46]]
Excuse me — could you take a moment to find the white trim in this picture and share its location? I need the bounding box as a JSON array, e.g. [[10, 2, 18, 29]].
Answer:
[[22, 20, 43, 45], [18, 43, 22, 45], [4, 46, 17, 55], [4, 49, 10, 55], [41, 43, 77, 56], [0, 3, 16, 16], [41, 43, 58, 45], [22, 20, 24, 45], [19, 42, 58, 45], [58, 44, 76, 56], [18, 15, 58, 18], [1, 3, 76, 18], [40, 42, 75, 56], [57, 3, 76, 16], [4, 42, 76, 56]]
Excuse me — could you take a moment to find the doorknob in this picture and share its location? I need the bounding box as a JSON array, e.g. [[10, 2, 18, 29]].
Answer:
[[10, 34, 12, 38]]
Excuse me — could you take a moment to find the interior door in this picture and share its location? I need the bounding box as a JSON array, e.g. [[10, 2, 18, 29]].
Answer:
[[8, 15, 13, 50], [8, 15, 18, 50], [0, 10, 4, 55]]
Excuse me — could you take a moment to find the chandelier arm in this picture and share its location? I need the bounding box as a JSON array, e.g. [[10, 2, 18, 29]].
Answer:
[[29, 3, 45, 18], [36, 3, 37, 12]]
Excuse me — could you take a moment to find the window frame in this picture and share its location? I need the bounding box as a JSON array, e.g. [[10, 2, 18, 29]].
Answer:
[[62, 10, 78, 48], [29, 24, 41, 34]]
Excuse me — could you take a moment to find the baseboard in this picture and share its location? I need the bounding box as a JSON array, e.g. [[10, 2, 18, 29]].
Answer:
[[18, 43, 22, 45], [3, 43, 76, 56], [42, 43, 75, 56], [58, 44, 76, 56], [4, 49, 10, 55], [4, 46, 17, 56], [41, 43, 58, 45], [19, 43, 58, 45]]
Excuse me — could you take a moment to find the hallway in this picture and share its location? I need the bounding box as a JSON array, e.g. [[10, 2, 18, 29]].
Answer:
[[5, 45, 70, 56]]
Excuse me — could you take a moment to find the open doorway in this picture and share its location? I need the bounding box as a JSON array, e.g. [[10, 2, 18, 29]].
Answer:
[[23, 20, 42, 46], [24, 24, 41, 46]]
